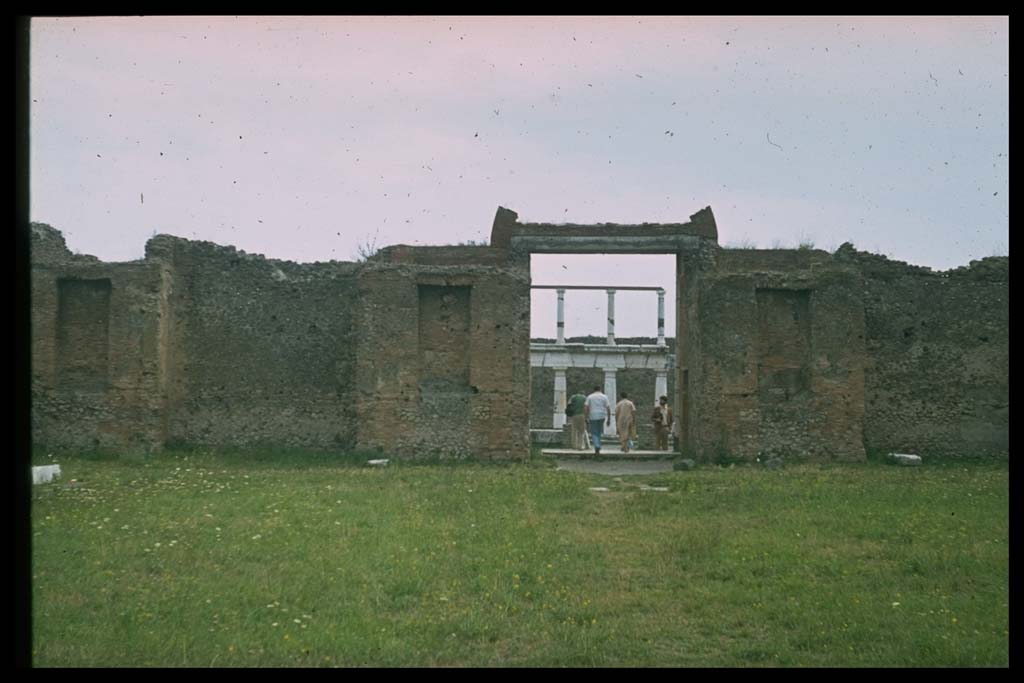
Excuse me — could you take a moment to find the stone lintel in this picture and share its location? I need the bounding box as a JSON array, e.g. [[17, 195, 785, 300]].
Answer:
[[511, 233, 706, 254]]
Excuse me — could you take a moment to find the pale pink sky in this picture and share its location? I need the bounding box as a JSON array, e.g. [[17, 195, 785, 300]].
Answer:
[[30, 16, 1008, 336]]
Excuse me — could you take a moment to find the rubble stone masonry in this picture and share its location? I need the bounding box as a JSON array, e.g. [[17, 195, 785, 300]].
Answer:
[[29, 213, 1008, 461], [834, 245, 1009, 457]]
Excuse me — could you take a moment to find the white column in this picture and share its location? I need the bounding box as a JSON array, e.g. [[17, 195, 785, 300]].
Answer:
[[606, 289, 616, 345], [604, 368, 618, 436], [556, 288, 566, 345], [655, 369, 668, 407], [553, 367, 567, 429], [657, 288, 666, 346]]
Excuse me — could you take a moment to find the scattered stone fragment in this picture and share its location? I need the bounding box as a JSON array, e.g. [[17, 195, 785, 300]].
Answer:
[[589, 487, 610, 492], [673, 459, 696, 471], [367, 459, 390, 467], [639, 485, 670, 492], [888, 453, 922, 466], [32, 464, 61, 485]]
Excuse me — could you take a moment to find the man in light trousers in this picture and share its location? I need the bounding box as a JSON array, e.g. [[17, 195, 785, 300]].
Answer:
[[584, 385, 611, 455]]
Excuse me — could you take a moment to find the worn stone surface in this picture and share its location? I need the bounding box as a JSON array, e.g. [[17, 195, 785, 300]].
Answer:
[[888, 453, 923, 466]]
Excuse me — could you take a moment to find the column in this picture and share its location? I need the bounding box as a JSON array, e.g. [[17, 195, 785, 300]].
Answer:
[[657, 288, 666, 346], [606, 289, 616, 345], [655, 369, 668, 407], [556, 288, 566, 345], [552, 367, 567, 429], [604, 368, 618, 436]]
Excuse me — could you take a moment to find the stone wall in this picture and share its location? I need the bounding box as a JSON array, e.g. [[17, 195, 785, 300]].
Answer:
[[684, 249, 867, 461], [30, 218, 1008, 461], [144, 235, 360, 450], [31, 225, 168, 452], [31, 225, 532, 459], [835, 246, 1009, 457], [354, 249, 531, 459]]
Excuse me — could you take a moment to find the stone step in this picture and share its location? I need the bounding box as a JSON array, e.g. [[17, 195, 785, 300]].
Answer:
[[542, 447, 680, 459], [530, 429, 565, 445]]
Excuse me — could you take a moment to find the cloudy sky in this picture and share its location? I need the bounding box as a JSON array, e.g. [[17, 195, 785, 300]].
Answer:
[[29, 16, 1008, 337]]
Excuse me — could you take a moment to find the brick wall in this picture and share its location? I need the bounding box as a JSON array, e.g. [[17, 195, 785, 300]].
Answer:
[[686, 251, 866, 461], [31, 228, 168, 453], [354, 255, 531, 459]]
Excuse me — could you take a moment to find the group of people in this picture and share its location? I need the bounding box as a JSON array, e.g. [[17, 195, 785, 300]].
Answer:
[[564, 386, 675, 455]]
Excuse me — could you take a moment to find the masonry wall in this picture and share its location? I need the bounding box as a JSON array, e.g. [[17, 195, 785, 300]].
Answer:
[[835, 247, 1009, 457], [687, 249, 867, 461], [145, 236, 360, 450], [31, 220, 1008, 461], [354, 253, 531, 459], [31, 225, 168, 452], [675, 243, 718, 458]]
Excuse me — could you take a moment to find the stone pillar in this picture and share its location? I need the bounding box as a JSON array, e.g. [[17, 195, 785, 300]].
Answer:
[[606, 289, 616, 345], [553, 367, 567, 429], [655, 369, 668, 406], [657, 288, 666, 346], [604, 368, 618, 436], [556, 288, 565, 345]]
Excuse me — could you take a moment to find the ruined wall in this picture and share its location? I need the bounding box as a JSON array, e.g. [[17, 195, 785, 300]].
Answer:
[[354, 248, 531, 459], [31, 215, 1008, 461], [835, 246, 1009, 457], [675, 243, 719, 458], [31, 225, 168, 452], [31, 226, 531, 458], [144, 236, 360, 450], [686, 249, 866, 461]]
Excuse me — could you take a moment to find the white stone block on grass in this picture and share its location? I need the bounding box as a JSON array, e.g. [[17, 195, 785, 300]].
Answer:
[[888, 453, 922, 466], [32, 464, 62, 485]]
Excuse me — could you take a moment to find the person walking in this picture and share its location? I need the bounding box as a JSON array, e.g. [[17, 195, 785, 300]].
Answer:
[[583, 385, 611, 455], [565, 389, 588, 450], [615, 392, 637, 453], [652, 395, 674, 451]]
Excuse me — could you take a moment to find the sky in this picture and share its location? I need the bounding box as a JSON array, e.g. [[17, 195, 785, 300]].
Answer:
[[29, 16, 1008, 337]]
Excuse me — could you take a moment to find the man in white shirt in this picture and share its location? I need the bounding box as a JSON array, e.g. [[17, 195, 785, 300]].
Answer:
[[583, 385, 611, 455]]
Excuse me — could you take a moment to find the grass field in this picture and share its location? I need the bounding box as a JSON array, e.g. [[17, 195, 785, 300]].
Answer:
[[30, 450, 1008, 667]]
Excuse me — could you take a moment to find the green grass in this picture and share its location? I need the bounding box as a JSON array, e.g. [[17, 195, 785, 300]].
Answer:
[[30, 450, 1008, 667]]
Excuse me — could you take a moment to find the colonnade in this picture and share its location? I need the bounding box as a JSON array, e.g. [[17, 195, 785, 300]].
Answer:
[[536, 286, 670, 434]]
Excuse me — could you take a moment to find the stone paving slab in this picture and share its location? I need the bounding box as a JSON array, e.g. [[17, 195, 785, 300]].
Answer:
[[542, 447, 679, 459], [555, 459, 676, 476]]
